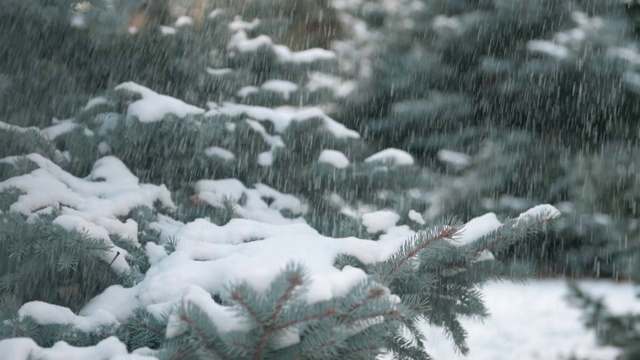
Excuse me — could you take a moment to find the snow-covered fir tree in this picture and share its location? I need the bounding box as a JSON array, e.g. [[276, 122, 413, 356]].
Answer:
[[0, 0, 563, 359]]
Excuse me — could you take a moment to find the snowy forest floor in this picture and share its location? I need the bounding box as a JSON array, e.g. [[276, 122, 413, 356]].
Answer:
[[398, 279, 638, 360]]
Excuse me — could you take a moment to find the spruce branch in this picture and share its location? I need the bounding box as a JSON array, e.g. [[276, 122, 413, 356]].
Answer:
[[271, 271, 304, 323], [471, 210, 561, 258], [387, 226, 458, 276], [439, 316, 469, 355], [163, 345, 198, 360], [177, 309, 228, 360], [336, 342, 381, 358], [253, 270, 304, 360], [220, 195, 240, 222], [398, 318, 428, 351], [162, 237, 180, 254], [291, 338, 340, 360], [340, 286, 388, 322], [125, 308, 167, 349], [353, 308, 404, 325], [226, 338, 255, 352], [386, 333, 433, 360], [273, 308, 339, 332], [399, 293, 430, 313], [133, 318, 165, 337], [230, 290, 262, 327]]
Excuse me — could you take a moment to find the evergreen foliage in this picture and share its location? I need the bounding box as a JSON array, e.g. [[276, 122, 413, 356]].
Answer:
[[0, 123, 65, 172], [0, 159, 558, 358], [0, 210, 120, 313], [0, 0, 561, 358]]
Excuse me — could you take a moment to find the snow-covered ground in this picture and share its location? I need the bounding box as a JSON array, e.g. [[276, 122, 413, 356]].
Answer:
[[419, 279, 639, 360]]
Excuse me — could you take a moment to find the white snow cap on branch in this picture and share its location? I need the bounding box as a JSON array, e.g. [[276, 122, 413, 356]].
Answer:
[[204, 146, 236, 161], [318, 149, 350, 168], [18, 301, 118, 333], [0, 336, 155, 360], [115, 82, 204, 123], [365, 148, 415, 166], [261, 79, 299, 100], [227, 28, 335, 63], [0, 154, 175, 271], [408, 210, 426, 225], [516, 204, 561, 225], [526, 40, 569, 59], [437, 149, 470, 168], [193, 178, 307, 224], [272, 45, 336, 63], [362, 210, 401, 233], [207, 102, 359, 138], [229, 31, 273, 52], [455, 213, 502, 246], [448, 213, 502, 261]]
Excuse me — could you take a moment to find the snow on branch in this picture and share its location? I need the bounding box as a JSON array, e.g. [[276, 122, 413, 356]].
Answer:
[[115, 82, 205, 123]]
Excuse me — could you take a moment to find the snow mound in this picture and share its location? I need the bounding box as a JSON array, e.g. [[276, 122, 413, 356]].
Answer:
[[0, 153, 175, 270], [193, 179, 307, 224], [227, 28, 335, 64], [41, 119, 78, 140], [261, 79, 299, 100], [204, 146, 236, 161], [362, 210, 401, 233], [84, 216, 411, 316], [0, 154, 174, 220], [237, 85, 259, 98], [516, 204, 561, 225], [205, 67, 233, 76], [115, 82, 205, 123], [365, 148, 415, 166], [454, 213, 502, 246], [228, 31, 273, 52], [18, 301, 118, 333], [207, 102, 360, 138], [527, 40, 570, 59], [449, 212, 502, 261], [273, 45, 336, 63], [437, 149, 470, 168], [0, 336, 151, 360], [408, 210, 425, 225], [318, 149, 350, 168]]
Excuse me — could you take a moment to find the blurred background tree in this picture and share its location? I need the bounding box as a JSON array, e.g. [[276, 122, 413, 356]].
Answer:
[[336, 0, 640, 278]]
